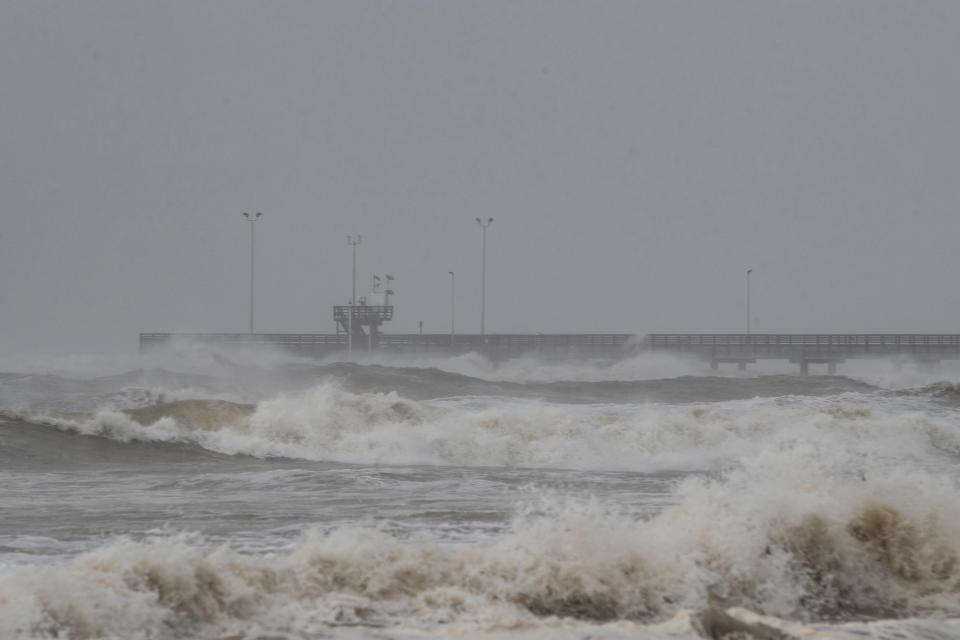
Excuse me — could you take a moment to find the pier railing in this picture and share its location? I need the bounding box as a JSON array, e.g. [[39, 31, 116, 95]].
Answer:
[[645, 334, 960, 347], [138, 332, 960, 373], [643, 334, 960, 361]]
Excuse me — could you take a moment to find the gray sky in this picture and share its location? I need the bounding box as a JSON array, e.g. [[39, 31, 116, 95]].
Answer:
[[2, 1, 959, 355]]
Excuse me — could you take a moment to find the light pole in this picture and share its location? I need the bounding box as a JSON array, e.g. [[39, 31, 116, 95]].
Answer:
[[448, 271, 455, 347], [475, 217, 493, 338], [347, 235, 362, 360], [746, 268, 753, 336], [241, 212, 262, 334]]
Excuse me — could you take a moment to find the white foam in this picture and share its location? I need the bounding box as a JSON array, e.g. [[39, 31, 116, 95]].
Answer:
[[340, 349, 711, 383], [848, 362, 960, 391], [29, 384, 960, 473], [0, 336, 310, 379], [3, 455, 960, 639]]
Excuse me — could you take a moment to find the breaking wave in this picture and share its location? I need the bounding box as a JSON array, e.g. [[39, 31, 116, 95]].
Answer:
[[12, 383, 960, 472], [916, 382, 960, 405], [3, 451, 960, 639]]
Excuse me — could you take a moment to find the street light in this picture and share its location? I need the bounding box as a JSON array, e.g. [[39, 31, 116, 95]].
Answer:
[[475, 217, 493, 338], [347, 235, 362, 360], [384, 274, 394, 306], [448, 271, 455, 347], [746, 268, 753, 336], [241, 212, 262, 334]]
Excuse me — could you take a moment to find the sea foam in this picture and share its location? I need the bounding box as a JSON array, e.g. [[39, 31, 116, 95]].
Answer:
[[3, 453, 960, 639], [17, 381, 956, 474]]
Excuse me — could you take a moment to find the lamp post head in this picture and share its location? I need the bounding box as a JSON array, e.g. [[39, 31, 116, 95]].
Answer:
[[449, 271, 454, 276], [242, 212, 262, 221]]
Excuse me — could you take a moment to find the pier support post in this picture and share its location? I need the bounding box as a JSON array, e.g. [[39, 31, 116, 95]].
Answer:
[[738, 362, 747, 371], [828, 362, 837, 375], [710, 360, 719, 370], [799, 361, 809, 376]]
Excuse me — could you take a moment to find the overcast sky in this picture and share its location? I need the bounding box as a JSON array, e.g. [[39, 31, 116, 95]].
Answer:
[[1, 1, 959, 355]]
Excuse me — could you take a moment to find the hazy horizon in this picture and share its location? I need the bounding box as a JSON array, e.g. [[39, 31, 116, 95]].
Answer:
[[2, 1, 959, 356]]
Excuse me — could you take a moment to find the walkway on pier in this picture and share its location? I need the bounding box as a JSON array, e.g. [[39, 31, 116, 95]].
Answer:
[[644, 334, 960, 374]]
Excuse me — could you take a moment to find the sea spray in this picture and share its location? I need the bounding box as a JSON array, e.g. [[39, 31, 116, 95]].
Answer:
[[3, 457, 960, 638], [5, 356, 960, 639], [11, 384, 959, 473]]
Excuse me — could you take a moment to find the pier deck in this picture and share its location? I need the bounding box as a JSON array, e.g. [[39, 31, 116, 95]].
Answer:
[[644, 334, 960, 374], [139, 332, 634, 360], [139, 332, 960, 373]]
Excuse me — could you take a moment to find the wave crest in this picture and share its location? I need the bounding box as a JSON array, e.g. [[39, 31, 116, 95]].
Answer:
[[9, 385, 960, 472], [5, 461, 960, 638], [127, 399, 255, 431]]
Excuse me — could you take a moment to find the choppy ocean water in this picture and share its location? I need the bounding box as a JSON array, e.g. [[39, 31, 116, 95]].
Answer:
[[2, 345, 960, 639]]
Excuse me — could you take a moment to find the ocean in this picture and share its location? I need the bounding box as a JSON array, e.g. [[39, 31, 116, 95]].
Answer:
[[2, 344, 960, 639]]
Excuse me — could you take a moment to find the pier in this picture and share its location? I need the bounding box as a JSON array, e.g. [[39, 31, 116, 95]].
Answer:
[[139, 332, 634, 360], [139, 332, 960, 373], [644, 334, 960, 374]]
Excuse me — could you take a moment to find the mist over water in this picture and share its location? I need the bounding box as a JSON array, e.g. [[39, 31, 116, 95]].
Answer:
[[2, 344, 960, 639]]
